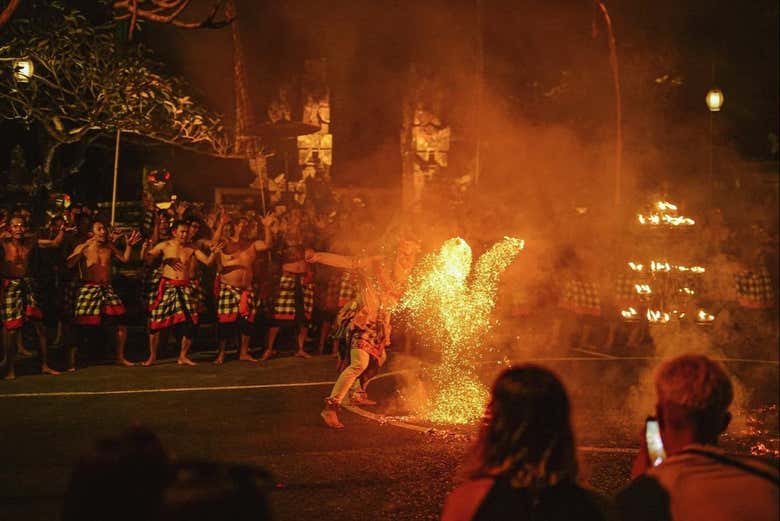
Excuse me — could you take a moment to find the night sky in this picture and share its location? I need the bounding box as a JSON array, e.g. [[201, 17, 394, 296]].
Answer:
[[1, 0, 777, 203]]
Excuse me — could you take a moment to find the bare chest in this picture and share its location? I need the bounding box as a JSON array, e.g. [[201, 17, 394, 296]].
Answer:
[[3, 241, 32, 265]]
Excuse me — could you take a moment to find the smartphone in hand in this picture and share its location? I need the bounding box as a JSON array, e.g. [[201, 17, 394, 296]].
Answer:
[[645, 417, 666, 466]]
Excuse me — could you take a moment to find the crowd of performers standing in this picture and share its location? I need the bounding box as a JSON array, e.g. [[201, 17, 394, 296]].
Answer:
[[0, 199, 422, 430], [1, 198, 777, 428]]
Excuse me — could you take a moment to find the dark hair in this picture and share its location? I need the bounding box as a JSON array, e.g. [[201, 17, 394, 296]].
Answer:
[[62, 427, 172, 521], [171, 219, 189, 231], [163, 461, 274, 521], [468, 365, 578, 488]]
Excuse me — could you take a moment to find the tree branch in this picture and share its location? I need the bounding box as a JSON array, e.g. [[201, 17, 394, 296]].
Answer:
[[0, 0, 22, 32], [112, 0, 234, 40]]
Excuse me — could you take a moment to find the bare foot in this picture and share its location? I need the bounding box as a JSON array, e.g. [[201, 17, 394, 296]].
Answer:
[[238, 355, 259, 363], [213, 356, 224, 365], [320, 409, 344, 429], [259, 350, 275, 361], [67, 367, 76, 373], [3, 372, 16, 380], [41, 365, 61, 376], [117, 359, 135, 367], [141, 358, 156, 367], [295, 351, 312, 359], [177, 357, 197, 366], [18, 347, 33, 357]]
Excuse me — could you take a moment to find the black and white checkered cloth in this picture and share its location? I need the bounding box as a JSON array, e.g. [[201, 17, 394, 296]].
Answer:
[[271, 273, 314, 322], [338, 271, 359, 308], [149, 278, 198, 331], [1, 277, 43, 330], [143, 266, 163, 312], [614, 272, 645, 306], [735, 267, 775, 309], [559, 279, 601, 316], [216, 281, 257, 324], [73, 282, 126, 325], [190, 279, 208, 314]]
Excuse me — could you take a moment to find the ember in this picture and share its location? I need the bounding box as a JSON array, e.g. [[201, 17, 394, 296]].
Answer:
[[400, 237, 524, 424]]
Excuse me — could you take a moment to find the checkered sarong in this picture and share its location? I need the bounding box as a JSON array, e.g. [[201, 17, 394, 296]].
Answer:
[[271, 273, 314, 322], [143, 266, 163, 312], [190, 279, 207, 314], [149, 278, 198, 331], [337, 271, 359, 308], [559, 279, 601, 316], [73, 282, 126, 325], [216, 281, 257, 324], [735, 267, 775, 309], [333, 300, 390, 362], [1, 277, 43, 330], [614, 272, 645, 306]]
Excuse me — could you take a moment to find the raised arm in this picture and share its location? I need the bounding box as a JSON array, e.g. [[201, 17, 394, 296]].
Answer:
[[194, 241, 224, 267], [66, 239, 91, 269], [306, 251, 358, 270], [307, 251, 383, 271], [113, 230, 142, 263], [37, 225, 65, 248], [253, 212, 275, 252], [210, 208, 228, 245], [143, 240, 166, 265]]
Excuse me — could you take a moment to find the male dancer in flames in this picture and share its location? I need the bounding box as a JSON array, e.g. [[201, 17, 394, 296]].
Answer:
[[66, 222, 142, 368], [306, 238, 420, 428]]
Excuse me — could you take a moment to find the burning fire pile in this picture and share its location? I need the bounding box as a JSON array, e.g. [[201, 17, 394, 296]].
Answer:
[[399, 237, 524, 424], [621, 201, 715, 327]]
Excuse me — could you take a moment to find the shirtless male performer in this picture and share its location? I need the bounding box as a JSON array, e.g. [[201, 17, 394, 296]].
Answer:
[[213, 213, 274, 364], [66, 222, 142, 369], [261, 209, 315, 361], [1, 216, 64, 379], [143, 220, 222, 366]]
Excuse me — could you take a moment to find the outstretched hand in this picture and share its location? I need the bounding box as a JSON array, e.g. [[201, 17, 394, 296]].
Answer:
[[126, 230, 142, 246], [211, 241, 225, 254], [260, 211, 276, 228], [218, 207, 229, 225]]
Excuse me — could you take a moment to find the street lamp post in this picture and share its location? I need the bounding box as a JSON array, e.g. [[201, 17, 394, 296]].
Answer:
[[706, 88, 724, 205]]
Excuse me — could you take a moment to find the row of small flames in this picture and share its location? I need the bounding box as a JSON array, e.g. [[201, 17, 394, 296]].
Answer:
[[637, 201, 695, 227], [621, 307, 715, 324]]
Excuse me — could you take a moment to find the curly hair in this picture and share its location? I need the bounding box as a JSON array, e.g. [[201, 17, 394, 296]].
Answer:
[[467, 365, 578, 489]]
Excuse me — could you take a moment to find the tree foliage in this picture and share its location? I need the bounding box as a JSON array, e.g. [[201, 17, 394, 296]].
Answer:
[[0, 2, 234, 156]]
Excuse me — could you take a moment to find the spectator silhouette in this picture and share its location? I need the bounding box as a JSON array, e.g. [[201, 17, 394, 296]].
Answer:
[[616, 354, 779, 521], [61, 426, 172, 521], [441, 365, 612, 521], [62, 427, 274, 521]]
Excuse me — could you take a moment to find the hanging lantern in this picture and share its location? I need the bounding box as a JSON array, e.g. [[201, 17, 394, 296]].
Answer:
[[706, 88, 724, 112], [12, 59, 34, 83]]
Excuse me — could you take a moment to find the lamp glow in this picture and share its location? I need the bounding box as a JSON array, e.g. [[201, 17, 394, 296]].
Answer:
[[706, 88, 724, 112], [12, 59, 34, 83]]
